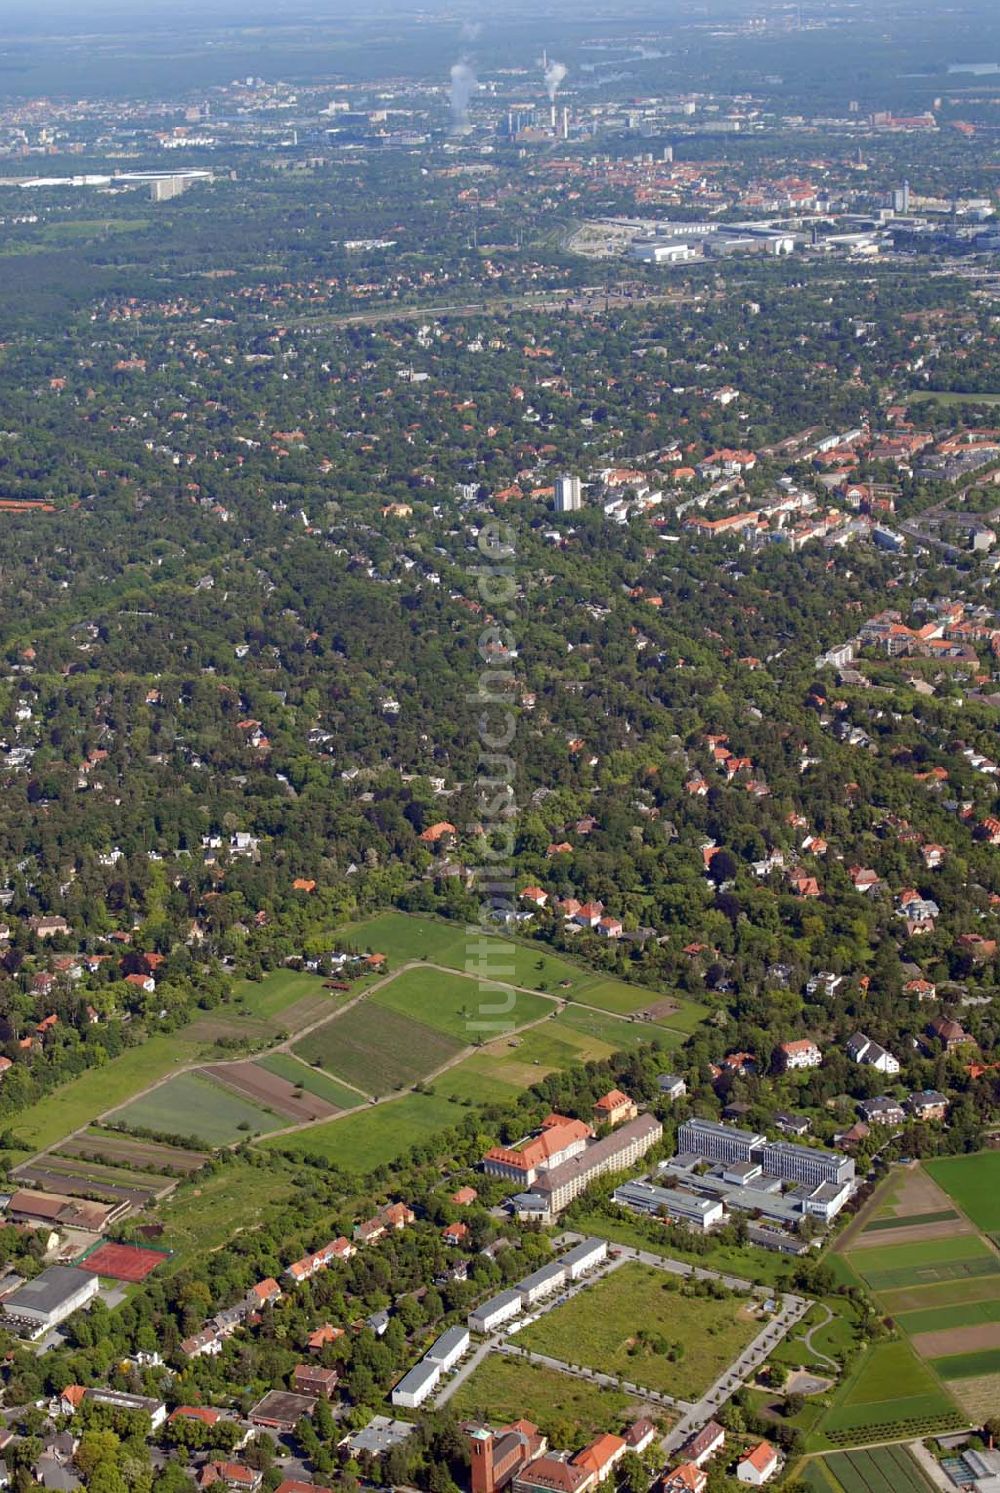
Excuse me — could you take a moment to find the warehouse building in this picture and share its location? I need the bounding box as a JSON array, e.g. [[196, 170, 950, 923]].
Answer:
[[2, 1265, 100, 1338], [612, 1180, 725, 1231]]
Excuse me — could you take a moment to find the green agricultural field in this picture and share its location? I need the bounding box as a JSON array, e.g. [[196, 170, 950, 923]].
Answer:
[[449, 1354, 638, 1441], [8, 1027, 222, 1153], [335, 912, 706, 1031], [878, 1274, 1000, 1316], [256, 1053, 364, 1108], [818, 1445, 937, 1493], [371, 964, 553, 1040], [820, 1341, 960, 1440], [113, 1072, 283, 1146], [517, 1262, 760, 1400], [925, 1153, 1000, 1235], [848, 1234, 995, 1292], [897, 1298, 1000, 1335], [861, 1210, 958, 1233], [228, 968, 331, 1020], [293, 1002, 463, 1095], [933, 1348, 1000, 1380], [260, 1091, 463, 1171]]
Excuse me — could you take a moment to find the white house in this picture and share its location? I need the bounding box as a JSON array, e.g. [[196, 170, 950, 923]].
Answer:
[[778, 1039, 821, 1071], [737, 1442, 779, 1485]]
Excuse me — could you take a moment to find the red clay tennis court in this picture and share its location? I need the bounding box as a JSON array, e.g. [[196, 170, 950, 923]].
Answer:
[[84, 1242, 169, 1282]]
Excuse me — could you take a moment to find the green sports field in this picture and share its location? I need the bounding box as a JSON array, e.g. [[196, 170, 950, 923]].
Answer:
[[113, 1071, 284, 1146], [925, 1153, 1000, 1235]]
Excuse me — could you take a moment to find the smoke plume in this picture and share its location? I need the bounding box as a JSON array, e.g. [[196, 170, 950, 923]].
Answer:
[[544, 60, 568, 101], [449, 59, 477, 127]]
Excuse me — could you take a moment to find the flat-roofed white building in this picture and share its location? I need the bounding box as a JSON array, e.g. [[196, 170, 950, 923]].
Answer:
[[560, 1237, 607, 1279], [425, 1325, 470, 1373], [468, 1289, 523, 1335], [391, 1360, 440, 1409]]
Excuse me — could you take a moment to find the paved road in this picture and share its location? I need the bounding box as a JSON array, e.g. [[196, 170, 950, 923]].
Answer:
[[435, 1229, 809, 1447], [661, 1292, 810, 1455], [797, 1301, 838, 1373]]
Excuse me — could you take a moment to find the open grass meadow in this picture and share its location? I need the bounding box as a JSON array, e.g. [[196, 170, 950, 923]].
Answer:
[[371, 964, 553, 1040], [334, 911, 707, 1032], [228, 967, 332, 1021], [925, 1153, 1000, 1236], [113, 1071, 284, 1146], [292, 1002, 463, 1095], [154, 1158, 298, 1271], [517, 1261, 760, 1400], [260, 1090, 465, 1171], [448, 1354, 640, 1441], [430, 1055, 527, 1106]]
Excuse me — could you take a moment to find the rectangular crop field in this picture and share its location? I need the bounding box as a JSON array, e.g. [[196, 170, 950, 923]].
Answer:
[[57, 1132, 208, 1173], [847, 1234, 995, 1292], [516, 1261, 760, 1400], [897, 1298, 1000, 1336], [292, 1003, 463, 1095], [9, 1030, 216, 1154], [861, 1211, 958, 1233], [371, 965, 552, 1040], [820, 1445, 937, 1493], [879, 1274, 1000, 1317], [113, 1072, 284, 1146], [256, 1054, 363, 1109], [933, 1347, 1000, 1380], [202, 1061, 337, 1123], [260, 1091, 463, 1171], [925, 1153, 1000, 1235], [820, 1341, 960, 1441]]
